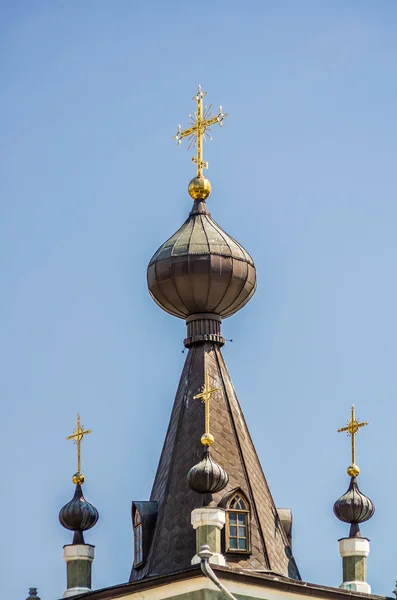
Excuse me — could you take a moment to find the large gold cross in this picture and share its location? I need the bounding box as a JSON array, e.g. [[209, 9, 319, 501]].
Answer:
[[194, 371, 221, 446], [337, 405, 368, 476], [66, 413, 92, 475], [173, 85, 227, 177]]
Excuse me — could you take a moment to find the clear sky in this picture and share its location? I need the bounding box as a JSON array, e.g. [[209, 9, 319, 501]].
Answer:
[[1, 1, 397, 598]]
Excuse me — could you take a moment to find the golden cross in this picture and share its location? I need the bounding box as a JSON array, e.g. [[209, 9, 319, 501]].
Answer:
[[173, 85, 227, 177], [193, 371, 221, 446], [337, 405, 368, 476], [66, 413, 92, 475]]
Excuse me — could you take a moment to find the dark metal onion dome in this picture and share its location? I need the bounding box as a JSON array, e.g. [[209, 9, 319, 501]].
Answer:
[[59, 483, 99, 544], [187, 447, 229, 494], [333, 476, 375, 537], [147, 193, 256, 320]]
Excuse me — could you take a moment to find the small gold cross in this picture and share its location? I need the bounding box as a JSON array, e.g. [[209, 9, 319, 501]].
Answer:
[[337, 405, 368, 477], [194, 371, 221, 446], [66, 413, 92, 479], [173, 85, 227, 177]]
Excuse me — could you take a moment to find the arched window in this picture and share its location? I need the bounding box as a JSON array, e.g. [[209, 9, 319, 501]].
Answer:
[[133, 509, 143, 566], [226, 492, 250, 552]]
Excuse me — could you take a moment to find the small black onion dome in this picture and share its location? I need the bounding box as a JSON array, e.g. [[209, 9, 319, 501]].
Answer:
[[187, 447, 229, 494], [59, 483, 99, 544], [333, 477, 374, 537], [147, 199, 256, 319]]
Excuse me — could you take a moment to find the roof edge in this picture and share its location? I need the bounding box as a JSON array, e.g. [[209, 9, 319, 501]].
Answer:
[[59, 563, 391, 600]]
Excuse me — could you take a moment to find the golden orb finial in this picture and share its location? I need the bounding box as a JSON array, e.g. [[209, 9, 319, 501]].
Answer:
[[347, 463, 360, 477], [188, 176, 211, 200], [72, 472, 85, 485], [201, 432, 215, 446]]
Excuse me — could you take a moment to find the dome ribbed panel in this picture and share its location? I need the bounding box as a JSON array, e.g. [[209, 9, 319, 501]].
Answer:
[[154, 257, 189, 317], [189, 217, 211, 310], [333, 477, 375, 524], [171, 219, 196, 313], [171, 219, 195, 257], [59, 485, 99, 533], [187, 448, 229, 494], [150, 218, 191, 263], [217, 260, 256, 317], [147, 202, 256, 318], [147, 264, 186, 318], [207, 253, 233, 313], [208, 217, 251, 263]]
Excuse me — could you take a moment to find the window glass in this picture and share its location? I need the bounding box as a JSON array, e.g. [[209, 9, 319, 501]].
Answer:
[[230, 494, 247, 511], [134, 510, 143, 566], [227, 492, 249, 552]]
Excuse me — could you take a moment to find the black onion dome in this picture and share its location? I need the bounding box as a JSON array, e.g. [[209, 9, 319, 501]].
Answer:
[[187, 447, 229, 494], [147, 200, 256, 319], [59, 484, 99, 544], [333, 477, 374, 536]]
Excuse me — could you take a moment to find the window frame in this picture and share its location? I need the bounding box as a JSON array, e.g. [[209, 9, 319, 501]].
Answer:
[[225, 491, 250, 554], [133, 509, 143, 567]]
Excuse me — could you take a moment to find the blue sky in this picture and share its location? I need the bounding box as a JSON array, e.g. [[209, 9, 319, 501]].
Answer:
[[1, 1, 397, 598]]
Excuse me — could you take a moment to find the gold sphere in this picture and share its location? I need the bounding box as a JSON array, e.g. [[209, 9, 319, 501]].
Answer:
[[72, 472, 85, 485], [188, 176, 211, 200], [201, 432, 215, 446], [347, 463, 360, 477]]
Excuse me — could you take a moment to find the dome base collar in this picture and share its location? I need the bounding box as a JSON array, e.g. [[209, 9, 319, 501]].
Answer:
[[184, 314, 225, 348]]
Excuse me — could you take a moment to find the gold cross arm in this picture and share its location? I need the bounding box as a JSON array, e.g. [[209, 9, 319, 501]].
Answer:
[[172, 85, 227, 177], [194, 371, 221, 445], [337, 405, 368, 475], [173, 125, 196, 142], [201, 113, 227, 129], [66, 413, 92, 475], [194, 371, 221, 403]]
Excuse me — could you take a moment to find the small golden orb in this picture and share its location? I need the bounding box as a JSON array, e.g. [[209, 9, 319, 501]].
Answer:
[[188, 176, 211, 200], [347, 463, 360, 477], [201, 432, 215, 446], [72, 472, 85, 485]]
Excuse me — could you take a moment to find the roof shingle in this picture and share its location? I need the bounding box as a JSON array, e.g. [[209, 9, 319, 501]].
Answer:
[[129, 341, 300, 581]]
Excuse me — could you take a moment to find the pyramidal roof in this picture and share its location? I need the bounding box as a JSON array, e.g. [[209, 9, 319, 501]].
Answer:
[[130, 340, 300, 581], [131, 86, 300, 583]]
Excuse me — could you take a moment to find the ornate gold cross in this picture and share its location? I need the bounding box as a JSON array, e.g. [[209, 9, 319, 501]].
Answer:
[[337, 405, 368, 477], [194, 371, 221, 446], [66, 413, 92, 477], [173, 85, 227, 177]]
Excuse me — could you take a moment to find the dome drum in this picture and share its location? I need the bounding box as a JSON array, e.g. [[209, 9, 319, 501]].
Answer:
[[184, 313, 225, 348]]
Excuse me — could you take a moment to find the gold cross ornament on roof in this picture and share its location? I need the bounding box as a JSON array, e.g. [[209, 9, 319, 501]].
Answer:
[[66, 413, 92, 484], [173, 85, 227, 177], [337, 405, 368, 477], [193, 371, 221, 447]]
